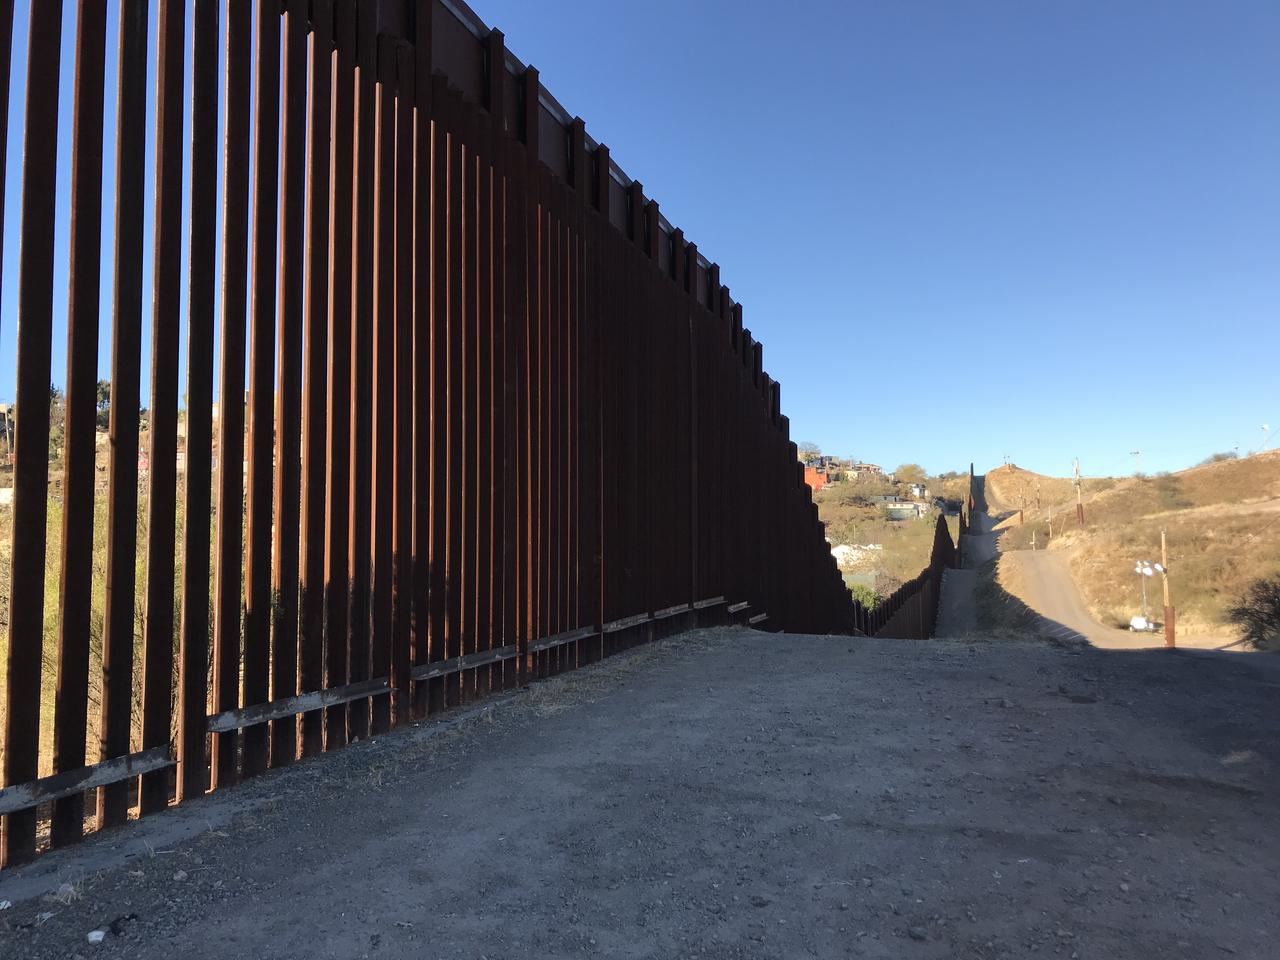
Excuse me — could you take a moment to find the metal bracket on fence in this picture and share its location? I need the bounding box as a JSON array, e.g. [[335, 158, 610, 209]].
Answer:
[[0, 746, 175, 817], [726, 601, 750, 615], [747, 613, 769, 626], [602, 612, 653, 634], [654, 602, 693, 620], [528, 628, 596, 654], [206, 678, 391, 734], [693, 596, 727, 610], [411, 646, 519, 680]]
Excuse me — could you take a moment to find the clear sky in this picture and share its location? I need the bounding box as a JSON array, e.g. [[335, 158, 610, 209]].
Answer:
[[474, 0, 1280, 478], [1, 0, 1277, 480]]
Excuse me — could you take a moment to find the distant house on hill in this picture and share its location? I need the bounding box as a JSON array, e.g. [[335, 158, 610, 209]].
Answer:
[[850, 462, 883, 479], [885, 500, 929, 520]]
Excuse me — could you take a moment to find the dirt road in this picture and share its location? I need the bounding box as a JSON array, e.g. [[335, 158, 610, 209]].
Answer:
[[992, 529, 1233, 651], [3, 627, 1277, 959], [939, 476, 1231, 652]]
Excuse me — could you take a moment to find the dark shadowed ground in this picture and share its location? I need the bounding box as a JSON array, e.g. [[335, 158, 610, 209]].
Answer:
[[2, 627, 1278, 959]]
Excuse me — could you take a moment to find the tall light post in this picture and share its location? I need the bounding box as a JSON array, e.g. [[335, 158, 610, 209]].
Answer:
[[1132, 559, 1165, 633], [1134, 561, 1153, 622], [1073, 458, 1084, 527], [1130, 449, 1142, 476], [1160, 530, 1175, 649]]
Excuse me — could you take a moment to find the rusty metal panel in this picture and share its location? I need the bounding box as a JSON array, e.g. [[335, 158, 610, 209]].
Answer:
[[370, 34, 397, 736], [445, 85, 465, 706], [2, 0, 62, 858], [139, 0, 186, 815], [299, 0, 334, 760], [177, 0, 219, 803], [461, 105, 480, 698], [608, 176, 627, 232], [211, 0, 252, 789], [433, 1, 484, 101], [427, 73, 451, 714], [538, 103, 567, 179], [503, 68, 520, 142], [347, 0, 376, 742], [269, 0, 308, 768], [99, 0, 151, 825], [324, 0, 356, 751], [242, 0, 282, 781], [411, 6, 436, 717], [392, 42, 415, 725], [50, 0, 108, 848], [505, 133, 528, 689], [475, 116, 495, 693]]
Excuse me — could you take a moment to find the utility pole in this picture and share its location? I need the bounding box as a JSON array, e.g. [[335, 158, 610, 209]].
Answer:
[[1161, 529, 1175, 648], [1047, 501, 1052, 541], [1073, 458, 1084, 527], [1130, 449, 1142, 476]]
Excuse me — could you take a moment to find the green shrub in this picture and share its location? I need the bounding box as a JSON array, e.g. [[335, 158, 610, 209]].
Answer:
[[849, 583, 880, 610]]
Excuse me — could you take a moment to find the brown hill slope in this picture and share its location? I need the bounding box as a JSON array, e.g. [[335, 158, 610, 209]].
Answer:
[[984, 463, 1117, 517]]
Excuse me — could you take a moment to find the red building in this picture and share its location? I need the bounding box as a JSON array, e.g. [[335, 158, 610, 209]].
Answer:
[[804, 465, 828, 492]]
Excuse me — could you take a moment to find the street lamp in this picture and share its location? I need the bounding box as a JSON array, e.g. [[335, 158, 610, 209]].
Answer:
[[1131, 560, 1164, 630]]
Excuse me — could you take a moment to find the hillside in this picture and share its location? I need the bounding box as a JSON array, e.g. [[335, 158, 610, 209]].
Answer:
[[813, 473, 959, 603], [987, 453, 1280, 641], [983, 464, 1119, 517]]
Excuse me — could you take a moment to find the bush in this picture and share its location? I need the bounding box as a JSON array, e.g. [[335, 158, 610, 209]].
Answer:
[[1199, 451, 1239, 465], [849, 583, 879, 610], [1226, 576, 1280, 651]]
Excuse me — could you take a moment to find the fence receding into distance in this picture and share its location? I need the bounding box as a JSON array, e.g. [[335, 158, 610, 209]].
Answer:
[[0, 0, 969, 868], [0, 0, 920, 867]]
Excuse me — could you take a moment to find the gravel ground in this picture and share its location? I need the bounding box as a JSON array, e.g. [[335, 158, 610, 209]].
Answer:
[[1, 626, 1278, 959]]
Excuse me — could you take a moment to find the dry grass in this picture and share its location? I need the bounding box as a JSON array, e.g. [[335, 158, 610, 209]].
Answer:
[[983, 463, 1117, 516], [0, 481, 194, 780], [973, 557, 1041, 638]]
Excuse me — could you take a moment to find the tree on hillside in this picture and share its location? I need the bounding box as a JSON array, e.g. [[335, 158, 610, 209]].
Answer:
[[96, 379, 112, 430], [797, 441, 821, 463], [49, 382, 65, 461], [895, 463, 926, 486]]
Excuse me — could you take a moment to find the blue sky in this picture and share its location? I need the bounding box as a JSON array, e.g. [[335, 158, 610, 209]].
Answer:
[[1, 0, 1277, 479], [476, 0, 1280, 477]]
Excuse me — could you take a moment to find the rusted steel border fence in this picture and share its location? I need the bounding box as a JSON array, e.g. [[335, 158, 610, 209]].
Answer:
[[0, 0, 866, 867], [868, 514, 957, 640]]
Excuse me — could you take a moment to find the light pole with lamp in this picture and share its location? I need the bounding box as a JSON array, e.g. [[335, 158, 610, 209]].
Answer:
[[1131, 559, 1166, 635]]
